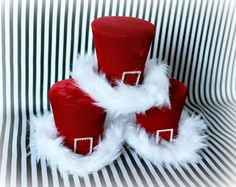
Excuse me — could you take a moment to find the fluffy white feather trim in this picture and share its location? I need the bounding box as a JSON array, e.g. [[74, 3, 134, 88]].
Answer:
[[29, 113, 125, 176], [71, 55, 170, 116], [125, 110, 207, 166]]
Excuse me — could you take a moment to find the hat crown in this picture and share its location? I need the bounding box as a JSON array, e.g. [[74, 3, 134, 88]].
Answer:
[[92, 16, 155, 85]]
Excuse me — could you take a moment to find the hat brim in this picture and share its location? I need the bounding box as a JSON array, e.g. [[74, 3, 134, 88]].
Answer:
[[125, 110, 207, 166], [29, 113, 125, 176], [72, 55, 170, 116]]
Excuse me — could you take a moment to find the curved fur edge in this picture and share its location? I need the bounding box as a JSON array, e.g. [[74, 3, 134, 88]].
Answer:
[[29, 112, 125, 176], [125, 110, 208, 166], [71, 55, 170, 116]]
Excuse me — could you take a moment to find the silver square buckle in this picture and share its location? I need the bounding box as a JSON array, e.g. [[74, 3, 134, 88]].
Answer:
[[74, 137, 94, 154], [121, 71, 142, 86], [156, 129, 174, 142]]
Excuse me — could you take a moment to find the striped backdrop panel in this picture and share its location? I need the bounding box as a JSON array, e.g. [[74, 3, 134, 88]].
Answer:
[[0, 0, 236, 186]]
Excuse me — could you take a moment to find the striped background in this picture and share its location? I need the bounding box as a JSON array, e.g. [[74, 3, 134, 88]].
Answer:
[[0, 0, 236, 186]]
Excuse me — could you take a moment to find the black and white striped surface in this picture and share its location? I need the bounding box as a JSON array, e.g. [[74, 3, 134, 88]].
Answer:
[[0, 0, 236, 186]]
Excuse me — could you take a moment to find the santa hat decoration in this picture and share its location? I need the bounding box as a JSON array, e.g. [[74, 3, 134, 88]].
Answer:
[[48, 79, 106, 155], [73, 17, 170, 115], [136, 79, 188, 142], [92, 16, 155, 86], [30, 77, 125, 175]]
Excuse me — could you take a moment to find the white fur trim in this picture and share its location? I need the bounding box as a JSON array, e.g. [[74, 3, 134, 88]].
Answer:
[[125, 110, 207, 166], [29, 113, 125, 176], [71, 55, 170, 116]]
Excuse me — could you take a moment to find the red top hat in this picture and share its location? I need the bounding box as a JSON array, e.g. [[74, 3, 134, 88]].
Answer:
[[136, 79, 188, 142], [92, 16, 155, 86], [49, 79, 106, 155]]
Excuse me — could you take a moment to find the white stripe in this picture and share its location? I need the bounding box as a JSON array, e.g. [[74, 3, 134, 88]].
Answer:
[[50, 0, 58, 86], [40, 158, 49, 187], [58, 0, 66, 81], [20, 0, 28, 185], [125, 0, 132, 16], [0, 0, 11, 186], [28, 0, 34, 115], [87, 0, 96, 54], [118, 0, 125, 16], [36, 0, 42, 112], [50, 164, 60, 187], [111, 0, 118, 16], [96, 0, 103, 18], [131, 0, 138, 17], [225, 1, 236, 103], [10, 0, 20, 186], [42, 0, 51, 111], [0, 0, 3, 139], [64, 0, 73, 78], [104, 0, 111, 16]]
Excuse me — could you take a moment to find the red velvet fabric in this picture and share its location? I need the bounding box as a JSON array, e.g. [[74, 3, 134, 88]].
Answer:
[[92, 16, 155, 86], [49, 79, 106, 155], [136, 79, 188, 142]]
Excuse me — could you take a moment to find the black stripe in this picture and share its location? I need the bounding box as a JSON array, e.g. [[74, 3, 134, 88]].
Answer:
[[17, 0, 23, 184], [55, 0, 61, 82], [85, 0, 91, 53], [32, 0, 37, 115], [62, 0, 69, 80], [47, 0, 54, 110], [156, 0, 166, 59], [77, 0, 83, 54]]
